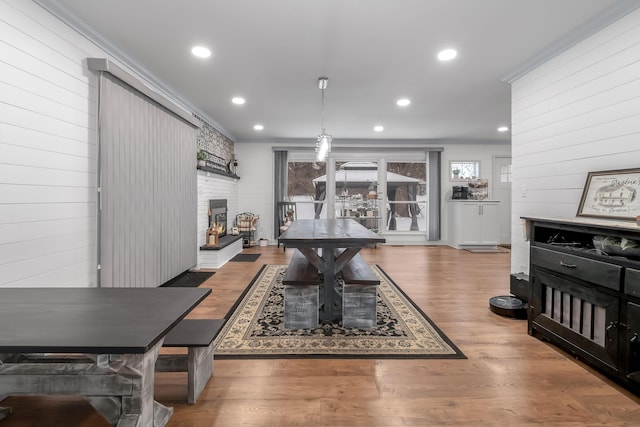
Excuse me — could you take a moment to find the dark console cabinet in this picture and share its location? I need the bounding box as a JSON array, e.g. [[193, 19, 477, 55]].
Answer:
[[524, 217, 640, 395]]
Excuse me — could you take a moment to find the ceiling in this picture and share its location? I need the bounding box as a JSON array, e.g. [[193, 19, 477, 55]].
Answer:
[[47, 0, 625, 143]]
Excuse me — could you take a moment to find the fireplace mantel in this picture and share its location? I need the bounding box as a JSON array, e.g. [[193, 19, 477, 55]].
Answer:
[[197, 165, 240, 180], [199, 234, 242, 251]]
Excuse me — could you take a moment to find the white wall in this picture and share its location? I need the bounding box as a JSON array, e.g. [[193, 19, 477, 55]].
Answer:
[[196, 171, 239, 247], [440, 143, 511, 244], [234, 142, 274, 242], [511, 8, 640, 275], [235, 141, 511, 245]]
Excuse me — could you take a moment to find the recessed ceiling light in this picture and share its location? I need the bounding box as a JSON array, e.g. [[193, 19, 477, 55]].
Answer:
[[191, 46, 211, 58], [254, 124, 264, 131], [437, 48, 457, 61], [374, 125, 384, 132], [396, 98, 410, 107], [498, 126, 509, 132], [231, 97, 245, 105]]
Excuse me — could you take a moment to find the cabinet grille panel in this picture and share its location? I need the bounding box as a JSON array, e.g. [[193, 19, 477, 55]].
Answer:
[[542, 285, 605, 346]]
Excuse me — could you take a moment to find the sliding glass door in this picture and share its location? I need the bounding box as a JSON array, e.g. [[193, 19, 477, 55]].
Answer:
[[385, 161, 427, 232], [286, 150, 432, 238]]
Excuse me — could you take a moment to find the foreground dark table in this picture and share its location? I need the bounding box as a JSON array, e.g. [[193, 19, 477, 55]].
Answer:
[[0, 287, 211, 427], [278, 218, 385, 322]]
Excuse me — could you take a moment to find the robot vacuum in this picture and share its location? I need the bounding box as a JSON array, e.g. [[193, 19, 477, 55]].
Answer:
[[489, 295, 527, 319]]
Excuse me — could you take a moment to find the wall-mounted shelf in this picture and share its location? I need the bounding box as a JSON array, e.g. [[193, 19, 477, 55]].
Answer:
[[197, 165, 239, 180]]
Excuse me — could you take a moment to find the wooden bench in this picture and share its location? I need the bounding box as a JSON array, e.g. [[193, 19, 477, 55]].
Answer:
[[282, 250, 319, 329], [155, 318, 224, 404], [340, 253, 379, 328]]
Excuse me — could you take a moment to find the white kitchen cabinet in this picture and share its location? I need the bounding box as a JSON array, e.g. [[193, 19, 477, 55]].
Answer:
[[448, 200, 500, 248]]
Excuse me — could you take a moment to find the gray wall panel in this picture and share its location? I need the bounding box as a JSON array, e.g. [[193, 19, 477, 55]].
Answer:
[[99, 73, 196, 288]]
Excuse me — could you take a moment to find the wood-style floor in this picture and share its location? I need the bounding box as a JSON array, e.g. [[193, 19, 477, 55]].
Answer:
[[3, 245, 639, 426]]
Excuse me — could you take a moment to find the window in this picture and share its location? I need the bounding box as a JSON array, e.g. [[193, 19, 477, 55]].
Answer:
[[287, 161, 327, 219], [450, 161, 479, 181], [334, 161, 380, 232], [283, 150, 439, 239], [500, 164, 512, 183], [386, 162, 427, 232]]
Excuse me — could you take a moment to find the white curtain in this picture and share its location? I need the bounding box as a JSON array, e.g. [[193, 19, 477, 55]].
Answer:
[[98, 72, 197, 287]]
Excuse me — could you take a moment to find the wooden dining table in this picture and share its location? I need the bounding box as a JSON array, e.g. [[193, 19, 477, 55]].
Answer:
[[278, 218, 385, 322], [0, 287, 210, 427]]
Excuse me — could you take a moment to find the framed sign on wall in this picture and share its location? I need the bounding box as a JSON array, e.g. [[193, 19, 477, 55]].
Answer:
[[577, 168, 640, 220]]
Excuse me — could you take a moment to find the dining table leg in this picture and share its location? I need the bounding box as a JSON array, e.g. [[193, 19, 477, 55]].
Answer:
[[321, 248, 337, 322], [85, 341, 173, 427]]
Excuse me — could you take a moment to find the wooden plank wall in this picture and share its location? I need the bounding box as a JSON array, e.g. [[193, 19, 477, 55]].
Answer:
[[0, 0, 99, 288], [0, 0, 208, 288], [511, 8, 640, 274]]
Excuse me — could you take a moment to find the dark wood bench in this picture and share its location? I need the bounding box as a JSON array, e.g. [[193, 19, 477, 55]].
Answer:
[[283, 249, 319, 286], [155, 318, 224, 404], [340, 254, 379, 328], [282, 250, 319, 328], [340, 253, 380, 285]]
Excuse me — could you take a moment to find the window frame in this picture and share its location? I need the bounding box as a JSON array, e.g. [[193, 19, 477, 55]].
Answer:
[[449, 160, 480, 182]]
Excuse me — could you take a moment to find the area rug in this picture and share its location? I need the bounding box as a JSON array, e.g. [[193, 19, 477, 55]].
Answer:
[[213, 264, 465, 359], [160, 271, 214, 287], [230, 253, 262, 262]]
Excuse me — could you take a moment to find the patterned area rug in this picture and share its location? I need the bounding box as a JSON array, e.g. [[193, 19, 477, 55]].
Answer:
[[213, 264, 465, 359]]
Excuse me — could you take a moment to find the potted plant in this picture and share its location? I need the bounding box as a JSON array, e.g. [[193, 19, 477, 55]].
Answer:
[[452, 168, 460, 179], [197, 150, 207, 167]]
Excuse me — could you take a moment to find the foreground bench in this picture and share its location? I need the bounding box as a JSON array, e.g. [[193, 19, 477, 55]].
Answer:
[[155, 318, 224, 404], [340, 253, 379, 328], [4, 318, 224, 407], [283, 250, 319, 329]]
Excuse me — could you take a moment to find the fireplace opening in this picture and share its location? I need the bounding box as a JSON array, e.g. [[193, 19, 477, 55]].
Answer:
[[209, 199, 227, 238]]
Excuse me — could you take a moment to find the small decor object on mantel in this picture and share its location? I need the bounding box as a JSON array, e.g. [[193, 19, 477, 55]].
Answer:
[[197, 149, 207, 167], [206, 226, 218, 246], [577, 168, 640, 221]]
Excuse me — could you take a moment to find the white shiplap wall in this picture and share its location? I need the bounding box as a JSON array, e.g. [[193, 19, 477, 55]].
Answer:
[[196, 171, 239, 248], [511, 8, 640, 274], [234, 142, 274, 242], [0, 0, 100, 287], [1, 0, 220, 287]]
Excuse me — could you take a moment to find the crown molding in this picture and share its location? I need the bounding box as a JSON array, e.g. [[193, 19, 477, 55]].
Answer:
[[87, 58, 202, 127], [33, 0, 235, 140], [502, 0, 640, 83]]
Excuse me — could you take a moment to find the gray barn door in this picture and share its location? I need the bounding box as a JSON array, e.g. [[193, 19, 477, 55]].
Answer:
[[98, 73, 197, 287]]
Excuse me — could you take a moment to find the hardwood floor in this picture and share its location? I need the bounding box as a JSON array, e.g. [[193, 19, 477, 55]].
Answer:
[[3, 246, 639, 426]]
